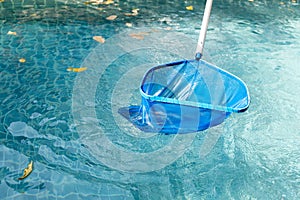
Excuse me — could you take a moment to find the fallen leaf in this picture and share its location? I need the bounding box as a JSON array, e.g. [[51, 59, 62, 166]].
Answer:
[[106, 15, 117, 20], [129, 33, 144, 40], [103, 0, 114, 5], [186, 6, 193, 11], [93, 36, 105, 43], [67, 67, 87, 72], [129, 32, 149, 40], [19, 58, 26, 63], [84, 0, 101, 5], [7, 31, 17, 36], [30, 13, 38, 17], [124, 8, 139, 16], [132, 8, 139, 15], [18, 161, 33, 180], [0, 0, 4, 2], [125, 23, 133, 27], [84, 1, 92, 5]]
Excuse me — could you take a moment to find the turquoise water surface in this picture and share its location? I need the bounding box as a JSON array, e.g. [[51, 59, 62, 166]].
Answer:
[[1, 0, 300, 199]]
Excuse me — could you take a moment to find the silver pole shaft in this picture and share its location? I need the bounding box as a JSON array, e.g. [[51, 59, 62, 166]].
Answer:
[[196, 0, 213, 58]]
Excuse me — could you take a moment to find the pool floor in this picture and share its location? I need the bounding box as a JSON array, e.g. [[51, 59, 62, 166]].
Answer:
[[1, 0, 300, 199]]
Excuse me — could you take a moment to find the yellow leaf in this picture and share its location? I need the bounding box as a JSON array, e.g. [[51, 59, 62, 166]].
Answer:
[[125, 23, 133, 27], [93, 36, 105, 43], [84, 1, 92, 5], [103, 0, 114, 5], [18, 161, 33, 180], [19, 58, 26, 63], [7, 31, 17, 36], [106, 15, 117, 21], [0, 0, 5, 2], [186, 6, 193, 11], [30, 13, 38, 17], [84, 0, 99, 5], [67, 67, 87, 72]]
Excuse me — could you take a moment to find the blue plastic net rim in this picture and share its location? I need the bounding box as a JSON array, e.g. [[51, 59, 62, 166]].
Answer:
[[139, 59, 250, 113], [139, 93, 246, 113]]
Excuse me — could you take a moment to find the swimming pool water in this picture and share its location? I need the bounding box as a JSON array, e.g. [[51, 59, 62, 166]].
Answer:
[[1, 0, 300, 199]]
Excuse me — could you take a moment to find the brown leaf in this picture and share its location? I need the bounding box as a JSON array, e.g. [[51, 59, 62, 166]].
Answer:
[[93, 36, 105, 43], [18, 161, 33, 180], [106, 15, 117, 21], [129, 33, 144, 40], [129, 32, 149, 40], [103, 0, 114, 5]]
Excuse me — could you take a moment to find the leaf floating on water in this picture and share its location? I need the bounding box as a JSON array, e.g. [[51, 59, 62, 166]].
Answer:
[[30, 13, 38, 17], [106, 15, 117, 21], [129, 32, 149, 40], [103, 0, 114, 5], [186, 6, 193, 11], [67, 67, 87, 72], [132, 8, 139, 15], [85, 0, 114, 5], [84, 0, 100, 5], [84, 1, 92, 5], [129, 33, 144, 40], [18, 161, 33, 180], [0, 0, 5, 3], [7, 31, 17, 36], [19, 58, 26, 63], [125, 23, 133, 27], [93, 36, 105, 43], [125, 8, 139, 16]]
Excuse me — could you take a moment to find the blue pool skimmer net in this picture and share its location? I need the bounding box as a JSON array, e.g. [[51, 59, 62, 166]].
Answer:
[[119, 0, 250, 134]]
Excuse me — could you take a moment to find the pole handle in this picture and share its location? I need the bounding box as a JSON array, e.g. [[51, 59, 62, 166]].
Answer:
[[196, 0, 214, 60]]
